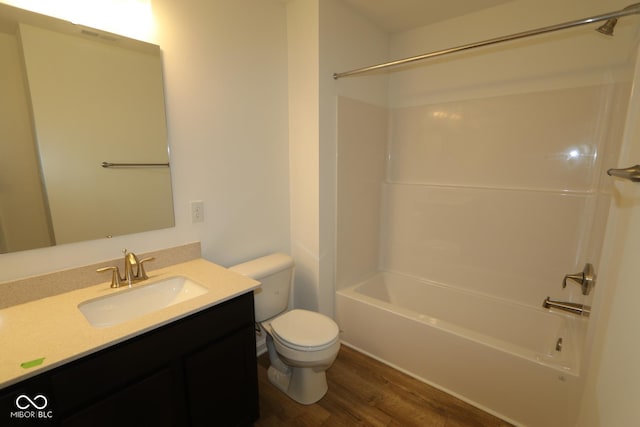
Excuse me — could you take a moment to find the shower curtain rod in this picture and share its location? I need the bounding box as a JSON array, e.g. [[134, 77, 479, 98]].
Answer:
[[333, 3, 640, 79]]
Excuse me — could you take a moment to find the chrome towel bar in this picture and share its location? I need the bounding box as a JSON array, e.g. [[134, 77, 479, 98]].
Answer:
[[101, 161, 169, 168]]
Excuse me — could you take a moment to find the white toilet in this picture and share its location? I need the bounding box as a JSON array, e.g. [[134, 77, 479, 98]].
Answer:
[[230, 253, 340, 405]]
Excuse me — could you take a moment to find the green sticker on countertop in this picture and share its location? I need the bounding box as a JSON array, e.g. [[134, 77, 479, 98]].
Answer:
[[21, 358, 45, 369]]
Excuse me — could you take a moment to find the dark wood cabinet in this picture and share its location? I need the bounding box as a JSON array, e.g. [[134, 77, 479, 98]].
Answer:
[[60, 368, 179, 427], [185, 325, 258, 427], [0, 292, 259, 427]]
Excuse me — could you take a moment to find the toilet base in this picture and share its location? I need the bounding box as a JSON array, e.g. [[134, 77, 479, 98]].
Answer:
[[268, 365, 328, 405], [267, 365, 291, 394]]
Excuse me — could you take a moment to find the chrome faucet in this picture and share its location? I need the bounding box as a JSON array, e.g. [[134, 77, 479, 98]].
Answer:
[[543, 297, 590, 317], [97, 249, 155, 288]]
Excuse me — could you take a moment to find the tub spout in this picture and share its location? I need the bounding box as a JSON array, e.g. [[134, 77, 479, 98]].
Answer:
[[543, 297, 590, 317]]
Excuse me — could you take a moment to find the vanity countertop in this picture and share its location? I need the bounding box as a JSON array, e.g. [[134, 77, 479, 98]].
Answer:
[[0, 258, 259, 388]]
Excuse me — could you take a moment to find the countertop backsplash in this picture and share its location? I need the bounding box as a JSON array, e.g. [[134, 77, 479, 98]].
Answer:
[[0, 242, 201, 309]]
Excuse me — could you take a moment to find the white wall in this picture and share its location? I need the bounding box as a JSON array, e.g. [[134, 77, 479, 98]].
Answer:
[[319, 0, 389, 315], [151, 0, 291, 266], [0, 0, 290, 282], [285, 0, 388, 315], [286, 0, 320, 312]]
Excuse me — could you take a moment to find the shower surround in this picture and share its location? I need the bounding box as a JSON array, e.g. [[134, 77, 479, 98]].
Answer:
[[331, 1, 640, 425], [335, 81, 631, 425]]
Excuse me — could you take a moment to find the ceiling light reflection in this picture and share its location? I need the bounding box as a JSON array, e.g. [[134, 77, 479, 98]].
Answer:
[[564, 145, 597, 162], [3, 0, 154, 41], [432, 111, 462, 120]]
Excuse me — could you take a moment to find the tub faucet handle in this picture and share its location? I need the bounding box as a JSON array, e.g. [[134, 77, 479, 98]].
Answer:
[[563, 263, 595, 296]]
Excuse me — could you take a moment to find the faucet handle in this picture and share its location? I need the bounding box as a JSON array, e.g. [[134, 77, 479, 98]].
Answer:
[[138, 257, 155, 280], [97, 266, 122, 288], [562, 263, 596, 295]]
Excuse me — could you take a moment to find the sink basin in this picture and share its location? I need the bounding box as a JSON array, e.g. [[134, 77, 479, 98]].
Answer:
[[78, 276, 208, 327]]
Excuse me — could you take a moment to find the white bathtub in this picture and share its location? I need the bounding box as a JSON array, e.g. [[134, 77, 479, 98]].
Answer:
[[336, 272, 586, 427]]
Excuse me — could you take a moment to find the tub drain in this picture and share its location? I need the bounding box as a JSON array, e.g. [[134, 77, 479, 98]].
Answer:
[[556, 337, 563, 352]]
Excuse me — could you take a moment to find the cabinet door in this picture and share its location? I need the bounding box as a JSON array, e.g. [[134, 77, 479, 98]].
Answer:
[[60, 368, 179, 427], [185, 326, 258, 427]]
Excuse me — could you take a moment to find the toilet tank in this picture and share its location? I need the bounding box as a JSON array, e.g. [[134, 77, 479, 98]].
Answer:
[[229, 253, 294, 322]]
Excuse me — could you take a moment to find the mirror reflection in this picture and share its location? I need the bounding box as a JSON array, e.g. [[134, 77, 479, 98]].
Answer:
[[0, 3, 174, 254]]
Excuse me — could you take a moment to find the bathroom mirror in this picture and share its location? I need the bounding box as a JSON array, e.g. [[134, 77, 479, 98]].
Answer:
[[0, 3, 174, 254]]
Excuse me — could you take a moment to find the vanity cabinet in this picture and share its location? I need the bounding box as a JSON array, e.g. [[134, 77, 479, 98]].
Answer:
[[0, 292, 259, 426]]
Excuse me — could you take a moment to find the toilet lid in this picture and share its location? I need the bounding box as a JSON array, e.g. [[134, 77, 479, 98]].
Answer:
[[270, 309, 339, 350]]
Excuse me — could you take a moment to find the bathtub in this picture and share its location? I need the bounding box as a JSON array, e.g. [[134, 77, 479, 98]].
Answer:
[[335, 271, 586, 427]]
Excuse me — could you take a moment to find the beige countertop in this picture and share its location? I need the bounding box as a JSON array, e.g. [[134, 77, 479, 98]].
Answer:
[[0, 258, 259, 389]]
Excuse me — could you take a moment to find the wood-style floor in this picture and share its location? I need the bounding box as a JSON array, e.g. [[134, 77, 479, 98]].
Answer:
[[254, 345, 513, 427]]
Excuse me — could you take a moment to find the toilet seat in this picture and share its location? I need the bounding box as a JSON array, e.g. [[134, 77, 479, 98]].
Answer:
[[270, 309, 339, 351]]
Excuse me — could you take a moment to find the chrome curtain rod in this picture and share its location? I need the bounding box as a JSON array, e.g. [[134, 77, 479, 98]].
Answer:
[[333, 3, 640, 79]]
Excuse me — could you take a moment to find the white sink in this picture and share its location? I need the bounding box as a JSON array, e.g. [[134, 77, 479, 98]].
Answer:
[[78, 276, 208, 327]]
